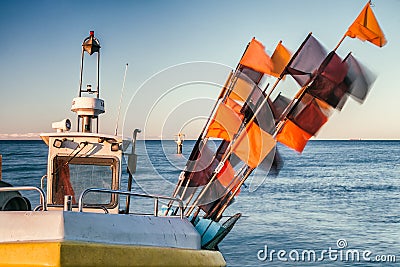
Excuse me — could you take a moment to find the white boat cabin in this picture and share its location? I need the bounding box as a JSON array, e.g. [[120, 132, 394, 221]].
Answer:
[[40, 132, 130, 214]]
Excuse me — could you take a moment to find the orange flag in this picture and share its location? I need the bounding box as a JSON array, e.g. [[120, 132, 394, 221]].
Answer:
[[239, 38, 273, 75], [206, 102, 242, 141], [216, 161, 240, 195], [345, 1, 387, 47], [270, 41, 292, 78], [217, 161, 235, 187], [276, 120, 312, 153], [225, 97, 243, 116], [232, 121, 276, 168]]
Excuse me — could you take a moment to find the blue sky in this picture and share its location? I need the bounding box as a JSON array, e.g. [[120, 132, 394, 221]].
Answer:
[[0, 0, 399, 140]]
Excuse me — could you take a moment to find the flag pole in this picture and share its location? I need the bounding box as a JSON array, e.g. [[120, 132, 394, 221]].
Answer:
[[265, 33, 312, 102], [185, 33, 315, 217], [214, 166, 253, 221], [333, 35, 346, 52], [172, 72, 247, 215], [179, 38, 252, 174], [185, 77, 281, 216], [181, 139, 230, 214], [204, 163, 248, 220], [165, 73, 233, 215], [203, 83, 271, 219], [183, 44, 273, 215], [167, 41, 253, 213], [173, 69, 240, 202], [211, 32, 326, 221]]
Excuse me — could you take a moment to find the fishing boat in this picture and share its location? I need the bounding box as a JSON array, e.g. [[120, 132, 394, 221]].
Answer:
[[0, 2, 387, 266], [0, 32, 226, 267]]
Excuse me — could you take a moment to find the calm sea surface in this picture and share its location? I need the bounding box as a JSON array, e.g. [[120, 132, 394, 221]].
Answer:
[[0, 140, 399, 266]]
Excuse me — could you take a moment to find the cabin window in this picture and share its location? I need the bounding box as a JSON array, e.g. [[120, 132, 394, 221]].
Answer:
[[52, 156, 119, 207]]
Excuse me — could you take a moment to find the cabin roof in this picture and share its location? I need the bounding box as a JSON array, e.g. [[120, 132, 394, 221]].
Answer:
[[40, 132, 126, 146]]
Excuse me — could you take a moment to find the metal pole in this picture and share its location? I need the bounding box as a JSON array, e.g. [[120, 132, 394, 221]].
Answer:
[[115, 63, 129, 136], [78, 49, 85, 97], [125, 129, 141, 214], [64, 195, 73, 211], [96, 50, 100, 98], [125, 170, 133, 214], [154, 198, 159, 217]]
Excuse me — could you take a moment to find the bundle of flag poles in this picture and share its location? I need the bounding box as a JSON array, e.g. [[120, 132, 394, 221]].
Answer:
[[167, 1, 386, 229]]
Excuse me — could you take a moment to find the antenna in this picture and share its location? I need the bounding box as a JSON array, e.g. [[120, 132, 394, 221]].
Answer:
[[115, 63, 129, 136]]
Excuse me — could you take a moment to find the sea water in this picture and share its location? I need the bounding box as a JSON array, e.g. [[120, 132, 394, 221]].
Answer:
[[0, 140, 399, 266]]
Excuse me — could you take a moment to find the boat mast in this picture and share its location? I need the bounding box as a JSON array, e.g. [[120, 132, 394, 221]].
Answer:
[[72, 31, 105, 133]]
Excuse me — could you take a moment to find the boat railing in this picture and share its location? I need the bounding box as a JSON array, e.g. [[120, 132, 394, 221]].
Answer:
[[40, 175, 47, 191], [78, 188, 185, 219], [0, 186, 47, 211]]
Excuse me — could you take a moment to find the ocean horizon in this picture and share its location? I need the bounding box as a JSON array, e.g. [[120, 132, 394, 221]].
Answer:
[[1, 138, 400, 141]]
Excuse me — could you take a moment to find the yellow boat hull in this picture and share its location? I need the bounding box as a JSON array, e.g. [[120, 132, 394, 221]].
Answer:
[[0, 241, 226, 267]]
